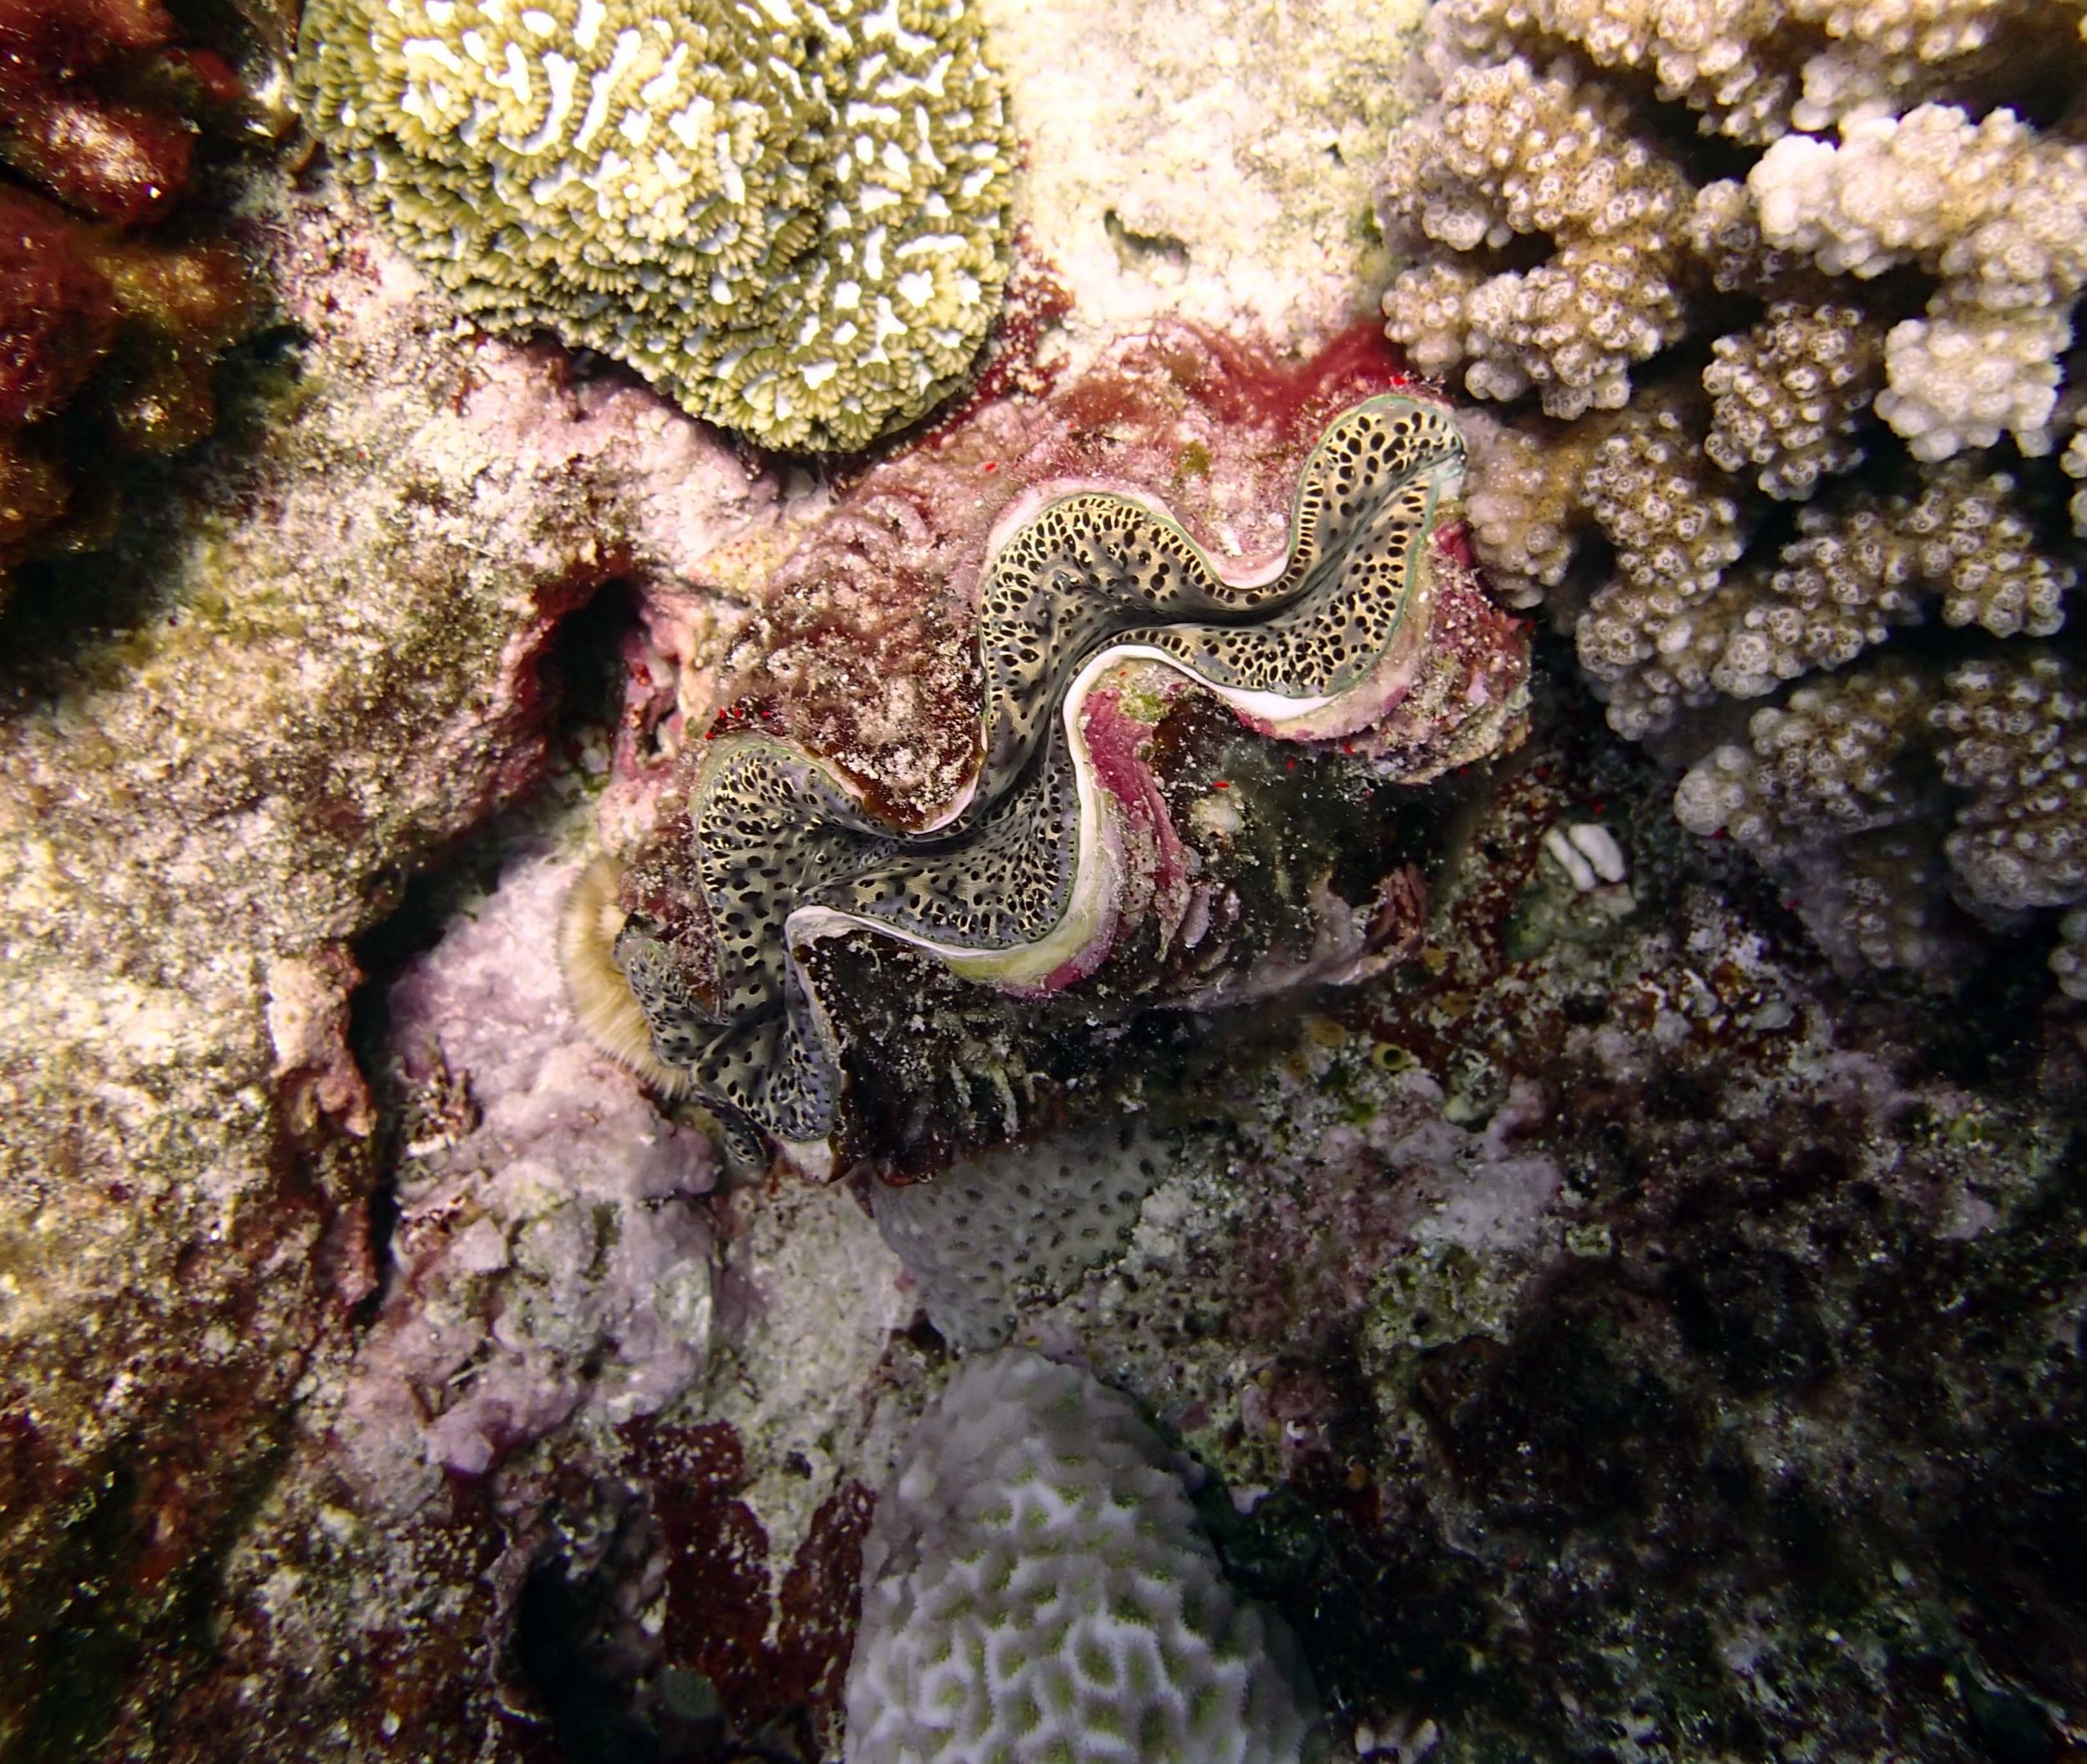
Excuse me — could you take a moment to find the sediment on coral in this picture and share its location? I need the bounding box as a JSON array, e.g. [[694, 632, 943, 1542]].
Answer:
[[295, 0, 1017, 452], [1377, 0, 2087, 991]]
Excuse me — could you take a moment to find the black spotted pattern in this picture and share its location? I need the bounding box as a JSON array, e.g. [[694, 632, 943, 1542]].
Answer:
[[617, 393, 1467, 1150]]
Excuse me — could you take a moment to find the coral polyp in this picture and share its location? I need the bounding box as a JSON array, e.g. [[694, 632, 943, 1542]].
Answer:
[[611, 391, 1524, 1170]]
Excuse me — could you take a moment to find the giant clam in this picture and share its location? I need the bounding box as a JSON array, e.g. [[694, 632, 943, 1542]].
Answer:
[[604, 390, 1526, 1175]]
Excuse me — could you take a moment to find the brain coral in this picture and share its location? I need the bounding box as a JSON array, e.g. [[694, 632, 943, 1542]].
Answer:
[[1377, 0, 2087, 993], [296, 0, 1015, 451], [845, 1348, 1317, 1763]]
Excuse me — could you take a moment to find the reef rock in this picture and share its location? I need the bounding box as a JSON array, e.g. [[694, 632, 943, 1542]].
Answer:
[[0, 188, 770, 1752]]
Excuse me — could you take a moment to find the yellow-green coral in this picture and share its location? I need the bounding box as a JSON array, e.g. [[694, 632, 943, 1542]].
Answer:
[[296, 0, 1015, 450]]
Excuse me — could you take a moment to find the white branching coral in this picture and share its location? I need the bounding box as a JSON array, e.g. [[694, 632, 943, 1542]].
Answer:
[[1380, 0, 2087, 991], [2064, 422, 2087, 535], [1379, 54, 1695, 418], [844, 1351, 1317, 1764], [1677, 653, 2087, 986], [1749, 104, 2087, 460], [1703, 301, 1885, 498], [1602, 462, 2073, 737]]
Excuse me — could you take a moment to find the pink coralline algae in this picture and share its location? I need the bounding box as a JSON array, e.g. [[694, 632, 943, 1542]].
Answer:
[[336, 848, 717, 1505], [602, 328, 1530, 1175]]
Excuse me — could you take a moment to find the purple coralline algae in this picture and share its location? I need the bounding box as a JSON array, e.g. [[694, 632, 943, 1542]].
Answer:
[[338, 847, 716, 1501]]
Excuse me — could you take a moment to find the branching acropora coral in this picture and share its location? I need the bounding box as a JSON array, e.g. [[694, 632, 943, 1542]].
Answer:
[[296, 0, 1015, 451], [1377, 0, 2087, 990]]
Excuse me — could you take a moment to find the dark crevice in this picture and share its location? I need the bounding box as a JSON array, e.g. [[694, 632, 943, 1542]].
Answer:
[[1103, 207, 1191, 270], [345, 576, 645, 1322]]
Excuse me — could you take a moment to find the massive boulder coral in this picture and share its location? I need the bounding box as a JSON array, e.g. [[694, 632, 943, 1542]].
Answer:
[[845, 1349, 1318, 1763], [295, 0, 1017, 451], [1376, 0, 2087, 990], [594, 356, 1528, 1175]]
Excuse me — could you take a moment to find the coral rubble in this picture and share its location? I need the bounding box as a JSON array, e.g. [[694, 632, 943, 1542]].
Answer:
[[1377, 0, 2087, 989], [296, 0, 1017, 451], [609, 373, 1528, 1173], [846, 1348, 1318, 1764], [339, 847, 716, 1502]]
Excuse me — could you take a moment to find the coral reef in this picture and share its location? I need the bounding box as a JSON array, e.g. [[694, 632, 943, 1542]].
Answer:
[[296, 0, 1016, 451], [0, 0, 271, 611], [8, 2, 2087, 1759], [1375, 0, 2087, 988], [845, 1348, 1318, 1764], [610, 383, 1527, 1171], [0, 188, 771, 1754], [339, 847, 716, 1501], [1678, 649, 2087, 976], [0, 0, 247, 225]]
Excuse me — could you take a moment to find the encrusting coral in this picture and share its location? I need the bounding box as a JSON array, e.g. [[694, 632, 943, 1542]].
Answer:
[[869, 1120, 1169, 1349], [1377, 0, 2087, 990], [295, 0, 1016, 451], [844, 1348, 1318, 1764]]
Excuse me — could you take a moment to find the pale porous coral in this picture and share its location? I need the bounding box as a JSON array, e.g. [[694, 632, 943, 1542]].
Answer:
[[2065, 421, 2087, 534], [1702, 301, 1885, 499], [1379, 53, 1695, 420], [870, 1121, 1170, 1349], [296, 0, 1015, 450], [1431, 0, 2084, 144], [1594, 459, 2073, 740], [1377, 0, 2087, 989], [844, 1349, 1317, 1764], [1748, 104, 2087, 460]]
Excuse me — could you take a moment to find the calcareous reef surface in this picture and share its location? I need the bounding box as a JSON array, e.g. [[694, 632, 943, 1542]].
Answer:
[[0, 0, 2081, 1760]]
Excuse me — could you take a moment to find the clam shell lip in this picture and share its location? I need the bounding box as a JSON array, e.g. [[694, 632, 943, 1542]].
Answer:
[[634, 391, 1486, 1150], [784, 636, 1352, 986], [979, 479, 1297, 594]]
